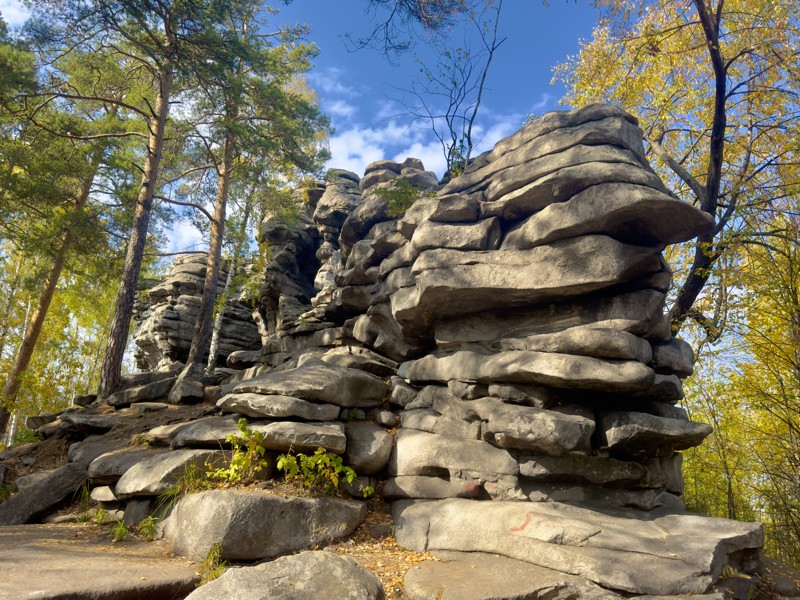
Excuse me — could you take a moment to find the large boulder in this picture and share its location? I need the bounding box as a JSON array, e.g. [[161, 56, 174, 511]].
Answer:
[[183, 551, 384, 600], [394, 499, 763, 596], [164, 490, 367, 561]]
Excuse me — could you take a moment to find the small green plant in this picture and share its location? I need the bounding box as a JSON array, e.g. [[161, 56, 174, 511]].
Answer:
[[362, 485, 375, 499], [276, 447, 357, 495], [374, 179, 425, 217], [109, 520, 129, 542], [92, 505, 109, 525], [206, 418, 269, 486], [136, 516, 159, 541], [197, 543, 227, 585], [156, 462, 212, 517], [0, 483, 11, 503]]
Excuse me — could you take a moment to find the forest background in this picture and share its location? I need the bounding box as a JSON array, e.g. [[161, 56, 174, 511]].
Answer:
[[0, 0, 797, 567]]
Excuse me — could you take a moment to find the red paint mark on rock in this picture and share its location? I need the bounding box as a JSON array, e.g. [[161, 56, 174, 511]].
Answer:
[[509, 511, 536, 532]]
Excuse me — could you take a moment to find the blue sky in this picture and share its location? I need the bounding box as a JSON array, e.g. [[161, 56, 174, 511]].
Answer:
[[1, 0, 600, 177], [0, 0, 600, 252]]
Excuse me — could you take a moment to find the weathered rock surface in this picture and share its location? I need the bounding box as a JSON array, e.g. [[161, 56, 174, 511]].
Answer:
[[114, 449, 226, 498], [183, 551, 384, 600], [405, 551, 622, 600], [233, 359, 387, 407], [164, 490, 367, 561], [0, 463, 86, 525], [394, 499, 763, 595], [0, 524, 198, 600]]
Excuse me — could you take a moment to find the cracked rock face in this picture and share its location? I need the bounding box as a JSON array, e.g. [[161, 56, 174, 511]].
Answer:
[[105, 104, 762, 597], [133, 254, 261, 370]]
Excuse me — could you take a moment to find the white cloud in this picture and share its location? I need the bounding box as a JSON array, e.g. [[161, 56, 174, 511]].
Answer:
[[325, 99, 357, 120], [0, 0, 28, 26], [166, 219, 206, 254], [308, 67, 361, 98]]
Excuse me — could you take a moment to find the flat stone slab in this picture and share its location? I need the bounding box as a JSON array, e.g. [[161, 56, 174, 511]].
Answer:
[[0, 463, 86, 525], [393, 498, 764, 596], [233, 359, 387, 408], [0, 524, 197, 600], [405, 551, 621, 599], [184, 550, 383, 600]]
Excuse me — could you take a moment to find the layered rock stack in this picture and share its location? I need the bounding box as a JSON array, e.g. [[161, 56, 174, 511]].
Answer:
[[2, 104, 769, 599], [360, 105, 715, 510], [134, 254, 261, 370]]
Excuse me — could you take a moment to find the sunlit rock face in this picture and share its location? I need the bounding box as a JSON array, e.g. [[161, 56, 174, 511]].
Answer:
[[119, 104, 762, 596], [133, 254, 260, 370]]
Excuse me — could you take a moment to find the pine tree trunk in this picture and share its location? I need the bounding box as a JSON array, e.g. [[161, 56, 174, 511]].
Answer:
[[205, 261, 235, 374], [97, 68, 174, 398], [187, 131, 233, 367]]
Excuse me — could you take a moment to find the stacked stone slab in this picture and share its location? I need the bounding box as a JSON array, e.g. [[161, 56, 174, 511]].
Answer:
[[134, 254, 261, 370], [329, 105, 713, 513]]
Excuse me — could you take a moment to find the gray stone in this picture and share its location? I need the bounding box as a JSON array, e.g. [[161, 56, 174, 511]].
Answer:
[[393, 236, 662, 331], [344, 422, 394, 475], [167, 362, 205, 404], [481, 161, 668, 222], [389, 377, 418, 407], [106, 377, 177, 407], [435, 289, 669, 345], [389, 430, 521, 500], [401, 408, 481, 440], [88, 448, 170, 484], [0, 463, 87, 525], [405, 552, 622, 600], [123, 498, 151, 527], [73, 393, 97, 407], [651, 338, 695, 377], [411, 218, 501, 252], [311, 345, 399, 376], [502, 183, 713, 250], [393, 498, 764, 595], [599, 412, 712, 456], [183, 551, 384, 600], [441, 107, 646, 196], [90, 485, 117, 503], [60, 411, 123, 433], [164, 490, 367, 561], [216, 392, 341, 421], [68, 436, 129, 467], [517, 454, 649, 486], [26, 413, 59, 430], [114, 449, 226, 498], [383, 476, 483, 500], [499, 326, 653, 363], [233, 359, 387, 407], [171, 415, 347, 454], [0, 524, 198, 600], [471, 397, 595, 455], [399, 349, 655, 393]]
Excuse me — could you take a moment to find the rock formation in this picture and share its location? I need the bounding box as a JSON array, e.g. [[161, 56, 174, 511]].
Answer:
[[0, 104, 775, 600], [134, 254, 261, 370]]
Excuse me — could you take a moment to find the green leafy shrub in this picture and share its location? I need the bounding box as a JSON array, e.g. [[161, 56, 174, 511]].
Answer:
[[374, 179, 425, 217], [206, 418, 270, 486], [276, 447, 357, 495], [0, 483, 10, 503]]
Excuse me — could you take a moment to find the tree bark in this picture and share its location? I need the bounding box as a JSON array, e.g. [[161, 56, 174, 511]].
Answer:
[[97, 67, 174, 398], [187, 130, 234, 367], [670, 0, 727, 332]]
